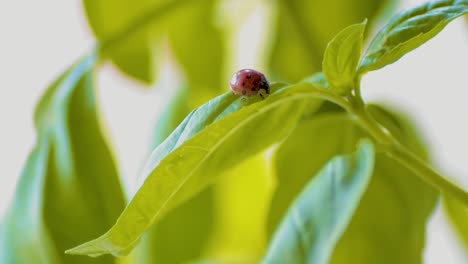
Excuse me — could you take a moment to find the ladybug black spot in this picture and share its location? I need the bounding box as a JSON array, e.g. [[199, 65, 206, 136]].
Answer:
[[242, 90, 246, 95], [242, 82, 245, 86], [246, 75, 251, 79], [253, 81, 258, 86]]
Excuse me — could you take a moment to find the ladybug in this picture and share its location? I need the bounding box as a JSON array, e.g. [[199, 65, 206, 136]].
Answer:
[[229, 69, 270, 99]]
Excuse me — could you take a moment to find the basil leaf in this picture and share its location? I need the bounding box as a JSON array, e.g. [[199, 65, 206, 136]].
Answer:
[[323, 20, 367, 94], [137, 86, 215, 264], [66, 82, 319, 257], [84, 0, 224, 88], [360, 0, 468, 73], [443, 195, 468, 250], [263, 140, 375, 264], [0, 54, 126, 263]]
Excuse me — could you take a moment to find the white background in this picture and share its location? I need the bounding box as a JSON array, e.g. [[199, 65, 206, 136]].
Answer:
[[0, 0, 467, 263]]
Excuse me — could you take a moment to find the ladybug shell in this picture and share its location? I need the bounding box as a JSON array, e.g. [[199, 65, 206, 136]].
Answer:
[[229, 69, 269, 97]]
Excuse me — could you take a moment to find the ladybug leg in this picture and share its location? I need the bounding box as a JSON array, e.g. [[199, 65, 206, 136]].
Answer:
[[240, 96, 247, 103], [259, 89, 268, 99]]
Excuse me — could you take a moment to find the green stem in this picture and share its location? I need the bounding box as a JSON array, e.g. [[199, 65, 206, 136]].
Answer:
[[344, 87, 468, 206], [351, 106, 394, 146], [387, 142, 468, 206]]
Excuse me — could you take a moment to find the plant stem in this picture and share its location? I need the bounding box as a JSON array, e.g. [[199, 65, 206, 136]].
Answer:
[[387, 142, 468, 206], [342, 87, 468, 206]]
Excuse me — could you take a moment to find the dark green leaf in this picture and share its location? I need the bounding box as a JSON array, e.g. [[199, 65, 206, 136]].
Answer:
[[263, 140, 375, 264], [323, 20, 367, 94], [443, 195, 468, 250], [359, 0, 468, 73], [267, 105, 437, 264], [0, 54, 126, 263], [269, 0, 392, 83], [66, 82, 321, 257]]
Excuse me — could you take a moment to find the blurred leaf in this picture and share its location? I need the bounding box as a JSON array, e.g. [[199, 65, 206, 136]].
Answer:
[[263, 140, 375, 264], [83, 0, 161, 83], [204, 153, 272, 261], [443, 195, 468, 250], [269, 0, 392, 83], [267, 113, 363, 236], [0, 54, 126, 263], [267, 105, 437, 264], [167, 0, 225, 97], [152, 87, 193, 147], [0, 140, 60, 264], [84, 0, 224, 88], [333, 105, 438, 264], [323, 20, 367, 94], [359, 0, 468, 73], [66, 81, 327, 257]]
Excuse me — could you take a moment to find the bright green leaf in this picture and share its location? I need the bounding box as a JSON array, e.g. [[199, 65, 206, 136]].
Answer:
[[83, 0, 160, 83], [136, 86, 216, 264], [135, 188, 215, 264], [263, 140, 375, 264], [443, 195, 468, 250], [167, 0, 225, 96], [359, 0, 468, 73], [0, 54, 126, 264], [323, 20, 367, 94], [84, 0, 224, 88], [269, 0, 392, 83], [66, 82, 325, 257]]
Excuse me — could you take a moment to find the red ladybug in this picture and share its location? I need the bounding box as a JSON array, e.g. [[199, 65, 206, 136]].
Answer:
[[229, 69, 270, 99]]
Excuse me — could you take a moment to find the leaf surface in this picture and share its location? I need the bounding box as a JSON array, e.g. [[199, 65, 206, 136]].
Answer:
[[0, 54, 126, 264], [66, 82, 324, 257], [360, 0, 468, 73], [323, 21, 367, 94], [263, 141, 375, 264]]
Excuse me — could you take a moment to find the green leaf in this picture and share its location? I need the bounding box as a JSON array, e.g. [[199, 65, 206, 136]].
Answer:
[[323, 20, 367, 94], [84, 0, 224, 87], [167, 0, 225, 96], [443, 195, 468, 250], [66, 82, 322, 257], [267, 105, 437, 264], [333, 105, 438, 264], [136, 86, 216, 264], [263, 140, 375, 264], [267, 113, 364, 236], [135, 188, 215, 264], [359, 0, 468, 73], [269, 0, 392, 83], [83, 0, 159, 83], [0, 54, 126, 263], [0, 140, 60, 264]]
